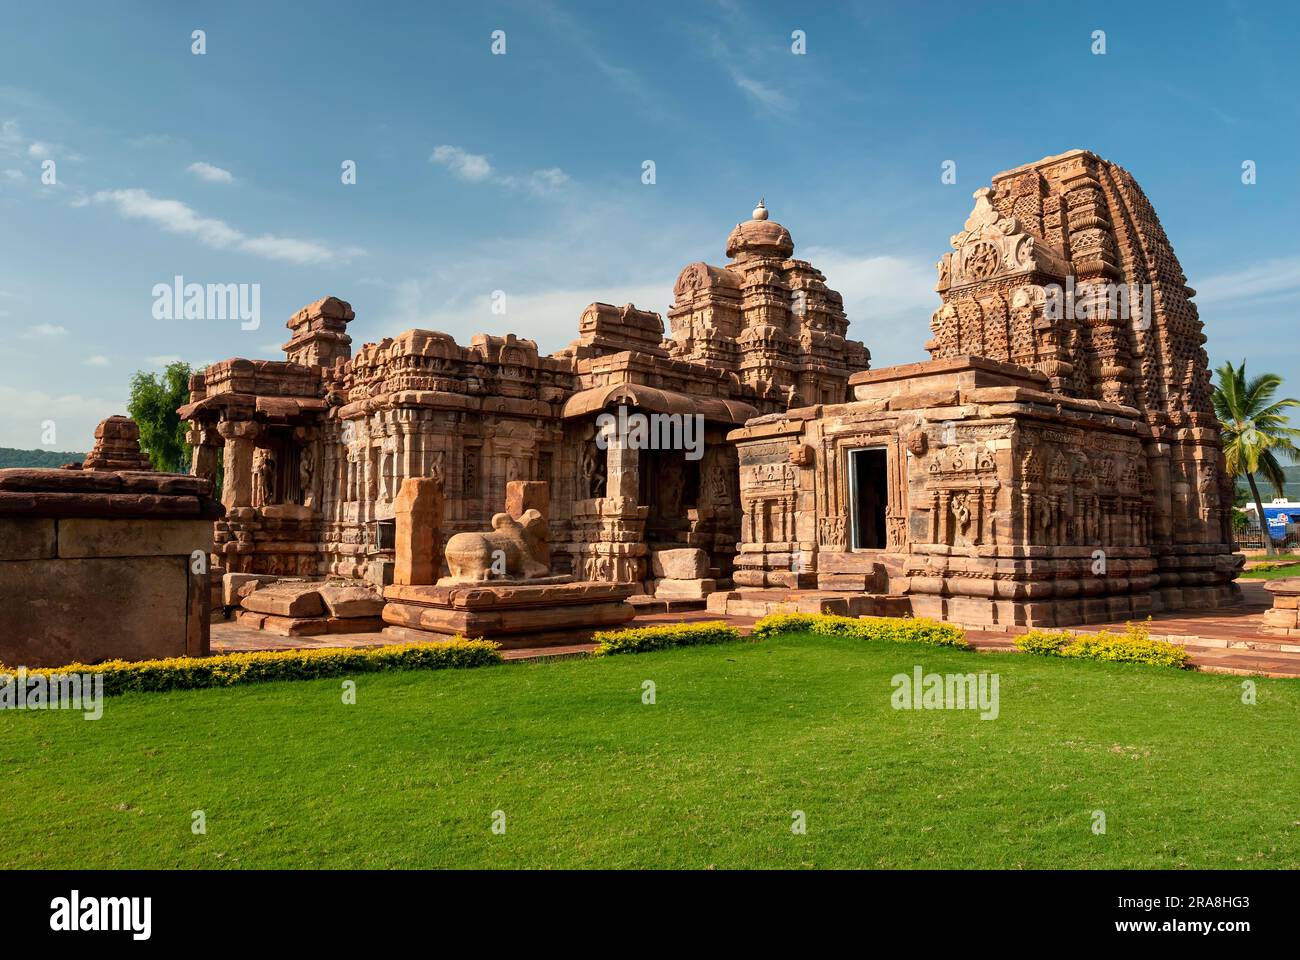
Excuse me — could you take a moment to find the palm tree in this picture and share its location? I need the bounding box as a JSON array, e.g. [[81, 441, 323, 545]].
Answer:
[[1212, 360, 1300, 556]]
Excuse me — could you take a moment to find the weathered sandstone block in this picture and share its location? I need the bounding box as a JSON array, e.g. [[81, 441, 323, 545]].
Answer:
[[317, 583, 384, 618], [650, 547, 709, 579], [0, 517, 56, 561], [241, 583, 326, 618], [56, 518, 213, 559], [394, 477, 444, 586]]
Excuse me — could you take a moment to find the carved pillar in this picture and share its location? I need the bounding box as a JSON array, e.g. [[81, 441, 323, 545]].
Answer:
[[394, 476, 444, 586], [217, 419, 257, 510], [605, 433, 639, 500]]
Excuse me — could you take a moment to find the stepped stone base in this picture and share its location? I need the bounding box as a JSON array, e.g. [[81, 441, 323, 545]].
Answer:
[[382, 578, 636, 648], [705, 589, 911, 619]]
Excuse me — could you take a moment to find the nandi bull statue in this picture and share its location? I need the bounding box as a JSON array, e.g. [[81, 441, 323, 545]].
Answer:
[[439, 509, 551, 584]]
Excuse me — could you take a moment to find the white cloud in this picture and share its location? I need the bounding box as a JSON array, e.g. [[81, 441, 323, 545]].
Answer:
[[430, 145, 494, 181], [3, 168, 23, 181], [431, 145, 567, 195], [801, 247, 938, 366], [82, 354, 110, 367], [146, 354, 183, 366], [85, 188, 364, 265], [728, 68, 794, 113], [519, 167, 569, 195], [19, 323, 68, 339], [1196, 256, 1300, 305], [27, 140, 52, 158], [0, 384, 122, 451], [186, 161, 234, 184], [392, 281, 672, 356]]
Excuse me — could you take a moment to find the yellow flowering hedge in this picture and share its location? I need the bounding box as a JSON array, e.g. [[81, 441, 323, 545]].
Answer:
[[592, 621, 742, 656], [751, 612, 969, 649], [0, 639, 502, 697], [1014, 622, 1189, 669]]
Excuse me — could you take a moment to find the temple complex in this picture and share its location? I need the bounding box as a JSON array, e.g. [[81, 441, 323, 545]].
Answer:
[[181, 150, 1241, 629], [180, 198, 868, 607]]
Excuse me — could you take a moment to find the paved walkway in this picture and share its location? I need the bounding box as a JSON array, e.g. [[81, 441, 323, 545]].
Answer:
[[210, 580, 1300, 678]]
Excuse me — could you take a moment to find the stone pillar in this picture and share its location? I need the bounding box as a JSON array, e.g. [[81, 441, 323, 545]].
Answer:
[[190, 437, 219, 486], [506, 480, 549, 520], [605, 432, 639, 500], [217, 420, 257, 510], [394, 476, 444, 586], [506, 480, 550, 568]]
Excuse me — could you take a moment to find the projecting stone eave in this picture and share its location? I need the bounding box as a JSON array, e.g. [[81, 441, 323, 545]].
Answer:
[[989, 148, 1101, 182]]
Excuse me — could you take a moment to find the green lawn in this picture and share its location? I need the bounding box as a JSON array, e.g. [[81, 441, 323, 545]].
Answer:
[[3, 633, 1299, 869], [1240, 561, 1300, 579]]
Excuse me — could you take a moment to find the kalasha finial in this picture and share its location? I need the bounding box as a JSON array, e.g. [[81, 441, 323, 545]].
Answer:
[[752, 198, 768, 221]]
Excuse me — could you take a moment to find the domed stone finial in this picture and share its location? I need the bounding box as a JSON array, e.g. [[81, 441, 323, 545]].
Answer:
[[752, 198, 768, 221]]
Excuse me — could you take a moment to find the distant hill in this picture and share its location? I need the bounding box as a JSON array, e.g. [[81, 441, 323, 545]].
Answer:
[[0, 447, 87, 469], [1237, 464, 1300, 502]]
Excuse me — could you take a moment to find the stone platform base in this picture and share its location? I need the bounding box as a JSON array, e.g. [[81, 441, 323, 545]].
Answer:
[[629, 594, 708, 615], [382, 579, 636, 648], [234, 609, 385, 637], [910, 583, 1241, 628], [705, 589, 910, 619]]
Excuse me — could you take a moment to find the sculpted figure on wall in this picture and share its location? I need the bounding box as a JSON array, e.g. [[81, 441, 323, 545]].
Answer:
[[253, 447, 276, 507]]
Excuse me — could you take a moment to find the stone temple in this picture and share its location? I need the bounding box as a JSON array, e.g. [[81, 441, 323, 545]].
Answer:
[[180, 150, 1240, 629]]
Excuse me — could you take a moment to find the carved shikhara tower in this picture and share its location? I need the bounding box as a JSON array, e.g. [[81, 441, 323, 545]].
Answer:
[[929, 150, 1232, 589], [728, 150, 1239, 627]]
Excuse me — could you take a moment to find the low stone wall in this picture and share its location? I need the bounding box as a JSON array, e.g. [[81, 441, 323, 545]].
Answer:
[[0, 468, 223, 667]]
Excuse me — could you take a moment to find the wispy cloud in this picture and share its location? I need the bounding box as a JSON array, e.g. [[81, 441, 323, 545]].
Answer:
[[82, 354, 109, 367], [391, 281, 672, 355], [129, 132, 188, 150], [186, 161, 234, 184], [530, 0, 681, 129], [1196, 256, 1300, 305], [430, 145, 493, 181], [81, 188, 364, 265], [726, 67, 794, 113], [430, 145, 569, 196], [0, 383, 123, 451], [20, 323, 68, 339], [801, 247, 937, 365], [702, 4, 797, 116]]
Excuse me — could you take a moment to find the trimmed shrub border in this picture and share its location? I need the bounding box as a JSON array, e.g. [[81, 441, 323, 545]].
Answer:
[[0, 640, 503, 697], [751, 613, 970, 649], [1014, 622, 1190, 669], [592, 621, 741, 656]]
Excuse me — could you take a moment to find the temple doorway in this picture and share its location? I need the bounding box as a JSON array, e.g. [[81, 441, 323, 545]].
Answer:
[[848, 447, 888, 549], [640, 447, 700, 544]]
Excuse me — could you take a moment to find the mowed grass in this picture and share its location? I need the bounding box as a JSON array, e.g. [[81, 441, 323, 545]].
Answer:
[[3, 633, 1299, 869], [1240, 562, 1300, 579]]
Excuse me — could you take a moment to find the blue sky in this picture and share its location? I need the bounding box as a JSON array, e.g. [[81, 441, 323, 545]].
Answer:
[[1, 0, 1297, 451]]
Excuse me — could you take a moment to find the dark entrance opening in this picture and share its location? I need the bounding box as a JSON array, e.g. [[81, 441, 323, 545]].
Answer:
[[848, 448, 888, 550]]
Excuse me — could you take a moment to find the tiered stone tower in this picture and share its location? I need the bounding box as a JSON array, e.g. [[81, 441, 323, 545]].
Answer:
[[668, 201, 870, 407], [927, 149, 1234, 603]]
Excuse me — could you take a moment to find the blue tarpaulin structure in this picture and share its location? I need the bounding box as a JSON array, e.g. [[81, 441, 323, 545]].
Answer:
[[1260, 504, 1300, 541]]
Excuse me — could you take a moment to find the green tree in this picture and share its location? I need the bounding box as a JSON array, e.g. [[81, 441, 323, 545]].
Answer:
[[127, 361, 194, 472], [1212, 360, 1300, 556]]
